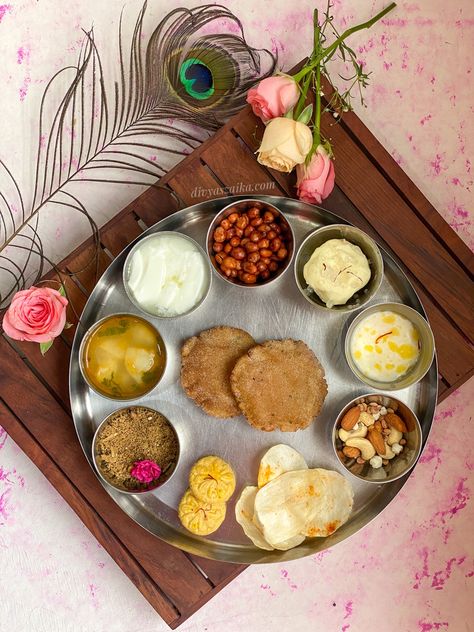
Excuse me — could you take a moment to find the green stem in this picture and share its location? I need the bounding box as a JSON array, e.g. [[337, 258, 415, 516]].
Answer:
[[313, 8, 321, 148], [293, 2, 396, 83], [314, 63, 321, 148], [294, 73, 312, 120]]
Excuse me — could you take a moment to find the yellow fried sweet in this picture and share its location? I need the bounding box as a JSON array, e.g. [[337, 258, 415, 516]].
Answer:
[[189, 456, 236, 503], [178, 490, 226, 535]]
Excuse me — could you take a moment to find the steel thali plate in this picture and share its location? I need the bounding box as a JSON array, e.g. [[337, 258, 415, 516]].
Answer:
[[69, 195, 437, 564]]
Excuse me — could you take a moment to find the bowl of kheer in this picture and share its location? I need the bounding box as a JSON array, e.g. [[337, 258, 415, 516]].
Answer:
[[294, 224, 383, 312], [345, 302, 435, 389]]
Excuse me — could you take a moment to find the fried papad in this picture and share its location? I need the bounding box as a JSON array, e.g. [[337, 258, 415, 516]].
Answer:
[[181, 326, 255, 418], [230, 339, 327, 431]]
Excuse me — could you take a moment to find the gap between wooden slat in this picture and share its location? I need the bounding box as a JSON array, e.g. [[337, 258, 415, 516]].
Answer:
[[0, 398, 181, 625]]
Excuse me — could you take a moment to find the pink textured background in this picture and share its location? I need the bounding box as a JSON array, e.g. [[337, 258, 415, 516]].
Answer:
[[0, 1, 472, 631]]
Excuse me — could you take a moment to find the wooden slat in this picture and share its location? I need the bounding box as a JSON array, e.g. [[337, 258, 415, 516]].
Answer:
[[101, 213, 143, 257], [133, 186, 179, 228], [65, 243, 111, 294], [189, 555, 246, 586], [11, 334, 72, 408], [167, 159, 225, 206], [0, 336, 213, 613], [201, 130, 278, 194], [0, 400, 179, 626]]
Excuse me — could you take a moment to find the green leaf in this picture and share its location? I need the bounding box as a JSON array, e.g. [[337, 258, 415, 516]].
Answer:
[[58, 285, 66, 297], [63, 321, 74, 330], [297, 103, 313, 125], [283, 107, 295, 119], [40, 340, 53, 355]]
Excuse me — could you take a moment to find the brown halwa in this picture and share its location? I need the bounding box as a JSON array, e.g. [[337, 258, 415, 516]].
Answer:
[[94, 406, 179, 491]]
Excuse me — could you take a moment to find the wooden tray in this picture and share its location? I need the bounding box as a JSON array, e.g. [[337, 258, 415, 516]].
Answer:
[[1, 87, 473, 627]]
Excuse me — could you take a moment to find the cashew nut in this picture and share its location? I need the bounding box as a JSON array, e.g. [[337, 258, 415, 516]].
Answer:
[[359, 412, 375, 427], [345, 437, 375, 460], [338, 424, 368, 442], [387, 427, 403, 446], [381, 443, 396, 459]]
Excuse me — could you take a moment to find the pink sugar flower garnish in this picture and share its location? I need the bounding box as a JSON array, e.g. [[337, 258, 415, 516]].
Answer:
[[130, 459, 161, 484]]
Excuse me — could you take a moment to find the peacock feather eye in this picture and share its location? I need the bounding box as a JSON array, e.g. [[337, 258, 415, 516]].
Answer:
[[179, 58, 214, 100], [169, 45, 240, 110]]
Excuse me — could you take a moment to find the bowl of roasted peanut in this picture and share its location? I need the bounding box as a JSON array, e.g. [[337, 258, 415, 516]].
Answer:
[[206, 199, 294, 287]]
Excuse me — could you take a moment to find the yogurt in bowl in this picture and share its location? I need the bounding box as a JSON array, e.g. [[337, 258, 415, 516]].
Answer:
[[123, 232, 211, 318]]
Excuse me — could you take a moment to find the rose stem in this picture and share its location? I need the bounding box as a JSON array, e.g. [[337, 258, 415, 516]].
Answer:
[[293, 2, 397, 83]]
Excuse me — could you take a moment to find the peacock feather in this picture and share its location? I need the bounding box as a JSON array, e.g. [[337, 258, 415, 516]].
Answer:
[[0, 2, 276, 308]]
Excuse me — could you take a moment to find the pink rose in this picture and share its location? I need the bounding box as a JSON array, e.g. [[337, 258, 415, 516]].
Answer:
[[130, 460, 161, 484], [296, 145, 335, 204], [247, 76, 300, 123], [2, 286, 68, 343]]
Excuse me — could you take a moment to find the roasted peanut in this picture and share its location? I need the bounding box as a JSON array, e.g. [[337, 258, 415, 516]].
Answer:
[[276, 248, 288, 260], [228, 212, 239, 224], [223, 243, 232, 254], [259, 248, 272, 259], [270, 238, 282, 252], [260, 269, 270, 280], [236, 215, 249, 230], [214, 227, 226, 242], [245, 242, 259, 253], [243, 261, 257, 274], [213, 242, 223, 253], [231, 247, 246, 260], [247, 251, 260, 263], [222, 256, 237, 269], [263, 211, 275, 222], [247, 207, 260, 219], [230, 236, 240, 247], [250, 232, 260, 243], [220, 218, 231, 230], [257, 238, 270, 249], [241, 272, 257, 284]]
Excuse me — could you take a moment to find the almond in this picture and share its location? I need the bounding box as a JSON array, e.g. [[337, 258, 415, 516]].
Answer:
[[374, 420, 383, 433], [340, 407, 360, 431], [343, 445, 361, 459], [385, 412, 408, 433], [367, 428, 387, 456]]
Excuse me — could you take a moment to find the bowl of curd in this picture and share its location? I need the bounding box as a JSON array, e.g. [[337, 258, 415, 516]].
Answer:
[[345, 302, 435, 390], [123, 231, 211, 318]]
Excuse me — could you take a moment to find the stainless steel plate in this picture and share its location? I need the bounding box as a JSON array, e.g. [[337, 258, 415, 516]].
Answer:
[[69, 195, 437, 564]]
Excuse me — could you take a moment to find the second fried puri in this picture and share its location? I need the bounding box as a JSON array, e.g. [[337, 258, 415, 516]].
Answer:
[[230, 339, 328, 432], [181, 326, 255, 418]]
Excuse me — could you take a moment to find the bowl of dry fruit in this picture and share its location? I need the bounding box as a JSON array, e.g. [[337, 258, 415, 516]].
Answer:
[[92, 405, 180, 493], [206, 199, 294, 287], [333, 394, 422, 483]]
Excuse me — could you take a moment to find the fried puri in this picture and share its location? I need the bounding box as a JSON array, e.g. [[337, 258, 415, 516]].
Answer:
[[181, 326, 255, 418], [230, 339, 327, 432]]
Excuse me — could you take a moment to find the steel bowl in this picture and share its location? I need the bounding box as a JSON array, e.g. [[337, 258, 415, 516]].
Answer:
[[345, 302, 435, 390], [92, 406, 180, 494], [294, 224, 384, 312], [79, 313, 167, 401], [123, 231, 212, 318], [333, 393, 423, 484], [206, 198, 295, 287]]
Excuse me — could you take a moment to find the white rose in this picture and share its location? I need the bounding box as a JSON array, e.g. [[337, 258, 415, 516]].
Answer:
[[256, 117, 313, 173]]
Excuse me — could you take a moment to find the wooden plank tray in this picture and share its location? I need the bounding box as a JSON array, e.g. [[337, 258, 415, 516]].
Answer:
[[1, 92, 473, 627]]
